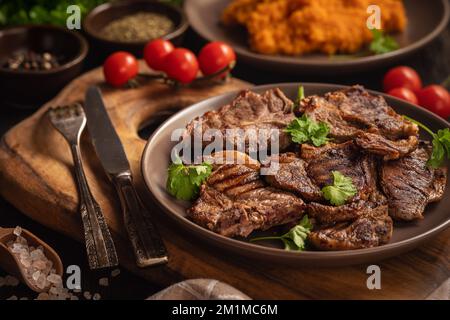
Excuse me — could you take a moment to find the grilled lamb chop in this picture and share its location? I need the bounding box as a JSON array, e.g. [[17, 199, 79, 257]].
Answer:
[[264, 142, 377, 203], [263, 152, 322, 201], [188, 151, 305, 238], [380, 142, 448, 221], [301, 141, 378, 201], [185, 88, 296, 154], [263, 142, 382, 225], [309, 205, 393, 250], [300, 86, 419, 160], [307, 191, 387, 225]]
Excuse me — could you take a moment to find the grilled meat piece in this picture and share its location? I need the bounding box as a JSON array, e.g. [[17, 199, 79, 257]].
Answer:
[[185, 88, 296, 153], [188, 151, 305, 237], [263, 153, 322, 201], [300, 85, 419, 160], [307, 191, 387, 225], [355, 132, 419, 161], [301, 141, 378, 201], [265, 142, 377, 202], [263, 142, 382, 225], [309, 205, 393, 250], [380, 142, 448, 221], [299, 95, 362, 142], [326, 86, 418, 141]]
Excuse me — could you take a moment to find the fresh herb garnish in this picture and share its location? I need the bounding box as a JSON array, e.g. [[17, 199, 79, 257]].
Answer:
[[404, 116, 450, 168], [285, 114, 330, 147], [250, 215, 312, 251], [322, 171, 357, 206], [294, 85, 305, 109], [369, 29, 399, 55], [166, 159, 212, 201]]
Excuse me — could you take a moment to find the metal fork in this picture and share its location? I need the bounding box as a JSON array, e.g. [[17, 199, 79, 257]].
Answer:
[[48, 104, 118, 269]]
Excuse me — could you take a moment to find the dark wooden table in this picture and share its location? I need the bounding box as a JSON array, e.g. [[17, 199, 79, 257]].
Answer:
[[1, 23, 449, 300]]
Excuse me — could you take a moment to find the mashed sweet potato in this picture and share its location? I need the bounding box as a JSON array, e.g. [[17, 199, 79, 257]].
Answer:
[[222, 0, 407, 55]]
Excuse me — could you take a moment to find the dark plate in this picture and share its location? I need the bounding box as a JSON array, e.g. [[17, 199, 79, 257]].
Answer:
[[185, 0, 450, 74], [141, 83, 450, 267]]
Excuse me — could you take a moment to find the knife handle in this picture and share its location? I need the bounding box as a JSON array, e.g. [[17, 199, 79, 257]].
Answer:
[[112, 172, 168, 268]]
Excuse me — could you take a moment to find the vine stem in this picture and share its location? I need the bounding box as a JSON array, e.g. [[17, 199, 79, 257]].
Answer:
[[130, 63, 235, 88]]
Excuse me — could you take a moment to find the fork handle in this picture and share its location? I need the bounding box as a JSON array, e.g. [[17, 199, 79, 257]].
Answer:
[[112, 172, 168, 268], [70, 143, 118, 269]]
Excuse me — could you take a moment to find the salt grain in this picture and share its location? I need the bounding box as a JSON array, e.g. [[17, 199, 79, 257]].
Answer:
[[6, 225, 77, 301], [47, 274, 62, 285], [99, 277, 109, 287], [36, 292, 49, 300], [93, 293, 101, 300], [13, 226, 22, 236]]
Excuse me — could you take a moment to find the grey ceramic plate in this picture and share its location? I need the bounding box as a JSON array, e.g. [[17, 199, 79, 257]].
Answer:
[[184, 0, 450, 74], [141, 83, 450, 266]]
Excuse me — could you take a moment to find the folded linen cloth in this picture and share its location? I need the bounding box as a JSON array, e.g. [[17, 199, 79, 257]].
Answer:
[[147, 279, 251, 300]]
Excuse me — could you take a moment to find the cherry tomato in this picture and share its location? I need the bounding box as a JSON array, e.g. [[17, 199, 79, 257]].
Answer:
[[387, 87, 418, 104], [144, 39, 174, 71], [417, 85, 450, 119], [103, 52, 138, 87], [383, 66, 422, 93], [198, 41, 236, 77], [163, 48, 199, 84]]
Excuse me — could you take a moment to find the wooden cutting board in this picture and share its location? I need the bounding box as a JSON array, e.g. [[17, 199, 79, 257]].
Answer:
[[0, 64, 448, 299]]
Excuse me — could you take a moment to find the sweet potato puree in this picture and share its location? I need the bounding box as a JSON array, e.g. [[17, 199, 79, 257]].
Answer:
[[222, 0, 407, 55]]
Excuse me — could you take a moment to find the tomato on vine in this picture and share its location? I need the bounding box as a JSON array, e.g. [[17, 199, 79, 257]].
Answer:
[[198, 41, 236, 77], [103, 52, 139, 87], [144, 39, 174, 71]]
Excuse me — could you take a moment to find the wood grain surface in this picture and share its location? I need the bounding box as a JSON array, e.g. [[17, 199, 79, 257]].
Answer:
[[0, 64, 448, 300]]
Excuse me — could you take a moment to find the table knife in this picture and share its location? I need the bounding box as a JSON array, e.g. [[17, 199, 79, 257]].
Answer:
[[83, 86, 168, 268]]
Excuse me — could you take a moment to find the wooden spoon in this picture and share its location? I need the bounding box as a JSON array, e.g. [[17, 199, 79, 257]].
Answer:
[[0, 227, 63, 292]]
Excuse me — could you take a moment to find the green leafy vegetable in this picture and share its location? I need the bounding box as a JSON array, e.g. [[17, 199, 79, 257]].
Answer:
[[285, 114, 330, 147], [166, 159, 212, 201], [322, 171, 357, 206], [250, 215, 313, 251], [369, 29, 399, 55], [404, 116, 450, 168], [0, 0, 108, 26]]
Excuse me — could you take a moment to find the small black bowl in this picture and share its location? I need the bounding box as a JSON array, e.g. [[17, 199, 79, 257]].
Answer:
[[0, 25, 88, 108], [83, 0, 188, 59]]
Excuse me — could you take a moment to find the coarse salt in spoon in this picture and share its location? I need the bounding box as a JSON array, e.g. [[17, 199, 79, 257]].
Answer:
[[0, 226, 64, 293]]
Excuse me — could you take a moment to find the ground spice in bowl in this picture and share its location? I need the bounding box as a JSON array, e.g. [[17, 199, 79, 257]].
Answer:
[[100, 12, 175, 43]]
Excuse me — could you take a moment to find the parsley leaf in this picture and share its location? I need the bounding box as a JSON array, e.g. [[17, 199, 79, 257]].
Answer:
[[369, 29, 399, 55], [322, 171, 357, 206], [166, 160, 212, 201], [294, 86, 305, 109], [403, 116, 450, 168], [285, 114, 330, 147], [250, 215, 313, 251]]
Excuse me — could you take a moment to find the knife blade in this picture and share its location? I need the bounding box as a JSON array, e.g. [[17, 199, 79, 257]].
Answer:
[[84, 87, 130, 177], [84, 86, 168, 268]]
